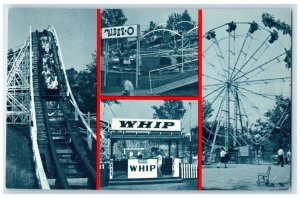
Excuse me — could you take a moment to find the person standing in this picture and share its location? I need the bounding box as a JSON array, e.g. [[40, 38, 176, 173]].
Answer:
[[286, 150, 291, 165], [157, 150, 163, 177], [217, 147, 227, 168], [277, 147, 285, 167]]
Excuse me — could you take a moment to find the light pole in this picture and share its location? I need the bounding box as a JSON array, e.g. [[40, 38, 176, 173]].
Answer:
[[189, 102, 192, 164]]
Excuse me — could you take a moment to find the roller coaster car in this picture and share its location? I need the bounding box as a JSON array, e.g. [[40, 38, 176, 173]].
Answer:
[[40, 75, 60, 99]]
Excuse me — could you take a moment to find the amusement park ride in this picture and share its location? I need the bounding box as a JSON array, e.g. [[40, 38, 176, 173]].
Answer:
[[7, 26, 96, 189], [101, 21, 199, 95], [202, 21, 291, 162]]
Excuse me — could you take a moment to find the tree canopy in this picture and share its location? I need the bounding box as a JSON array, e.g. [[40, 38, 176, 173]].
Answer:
[[66, 53, 96, 113], [261, 13, 292, 68], [101, 9, 127, 28], [152, 100, 186, 120]]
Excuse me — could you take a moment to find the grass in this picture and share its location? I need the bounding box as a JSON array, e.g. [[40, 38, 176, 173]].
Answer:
[[5, 125, 38, 189]]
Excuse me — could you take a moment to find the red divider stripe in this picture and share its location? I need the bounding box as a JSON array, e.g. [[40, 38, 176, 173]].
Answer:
[[96, 8, 101, 190], [198, 9, 203, 191]]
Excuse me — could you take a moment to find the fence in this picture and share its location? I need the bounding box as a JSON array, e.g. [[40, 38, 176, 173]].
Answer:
[[181, 163, 198, 179]]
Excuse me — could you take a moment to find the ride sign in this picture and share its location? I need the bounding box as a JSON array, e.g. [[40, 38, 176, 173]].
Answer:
[[102, 24, 139, 39], [111, 118, 181, 131], [128, 159, 157, 179]]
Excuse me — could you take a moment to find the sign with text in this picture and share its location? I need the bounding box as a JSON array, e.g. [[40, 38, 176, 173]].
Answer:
[[102, 25, 139, 39], [128, 159, 157, 179], [111, 118, 181, 132]]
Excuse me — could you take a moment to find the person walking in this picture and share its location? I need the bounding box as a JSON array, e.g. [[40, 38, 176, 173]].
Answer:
[[277, 147, 285, 167], [217, 147, 227, 168], [121, 80, 134, 96]]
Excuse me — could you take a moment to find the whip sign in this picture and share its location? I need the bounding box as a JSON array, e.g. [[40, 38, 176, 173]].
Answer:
[[128, 159, 157, 178], [111, 118, 181, 132]]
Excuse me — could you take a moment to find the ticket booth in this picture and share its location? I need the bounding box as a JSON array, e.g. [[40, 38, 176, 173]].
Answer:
[[128, 158, 158, 178], [107, 118, 184, 181]]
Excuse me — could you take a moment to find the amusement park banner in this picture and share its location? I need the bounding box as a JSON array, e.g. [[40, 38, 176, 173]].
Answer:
[[111, 118, 181, 131], [4, 5, 294, 193], [102, 24, 140, 39]]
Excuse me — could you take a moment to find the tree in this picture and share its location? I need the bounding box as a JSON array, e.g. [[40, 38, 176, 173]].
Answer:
[[152, 100, 186, 120], [101, 9, 127, 28], [101, 9, 128, 53], [261, 13, 292, 68], [101, 100, 121, 106], [253, 95, 291, 152], [66, 53, 96, 113], [202, 99, 213, 125], [166, 10, 194, 32]]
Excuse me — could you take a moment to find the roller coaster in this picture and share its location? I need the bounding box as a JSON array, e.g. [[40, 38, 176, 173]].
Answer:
[[7, 26, 96, 189]]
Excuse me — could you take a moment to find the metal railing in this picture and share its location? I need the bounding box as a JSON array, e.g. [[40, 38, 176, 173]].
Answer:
[[148, 59, 198, 94]]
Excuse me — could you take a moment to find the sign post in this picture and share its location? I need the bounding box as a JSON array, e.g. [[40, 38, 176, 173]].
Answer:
[[102, 25, 140, 89]]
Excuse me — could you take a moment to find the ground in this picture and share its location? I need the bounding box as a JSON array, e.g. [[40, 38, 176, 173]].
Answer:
[[101, 164, 291, 191], [202, 163, 291, 190], [101, 180, 197, 190]]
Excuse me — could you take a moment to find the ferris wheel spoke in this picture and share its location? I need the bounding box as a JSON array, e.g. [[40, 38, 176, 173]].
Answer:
[[227, 31, 237, 79], [236, 77, 291, 85], [203, 83, 225, 88], [212, 38, 229, 73], [229, 33, 250, 79], [238, 92, 267, 118], [234, 91, 251, 146], [240, 42, 270, 79], [208, 91, 226, 141], [203, 84, 226, 103], [231, 35, 271, 80], [203, 55, 227, 80], [238, 86, 279, 101], [203, 74, 225, 83], [233, 52, 286, 82], [230, 86, 248, 136]]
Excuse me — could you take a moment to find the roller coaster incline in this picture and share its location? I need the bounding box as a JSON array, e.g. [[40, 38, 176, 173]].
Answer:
[[7, 26, 96, 189]]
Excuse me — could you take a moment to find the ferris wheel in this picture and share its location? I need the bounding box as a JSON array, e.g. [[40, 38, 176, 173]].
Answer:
[[202, 21, 291, 150]]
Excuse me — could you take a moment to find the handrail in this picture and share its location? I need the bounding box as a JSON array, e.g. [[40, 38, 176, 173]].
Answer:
[[149, 59, 198, 74], [47, 25, 96, 140], [148, 59, 198, 94]]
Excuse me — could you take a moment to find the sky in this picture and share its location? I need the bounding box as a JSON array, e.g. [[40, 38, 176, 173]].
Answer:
[[7, 8, 196, 71], [101, 100, 198, 134], [8, 8, 96, 71], [122, 8, 198, 32], [7, 8, 292, 127]]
